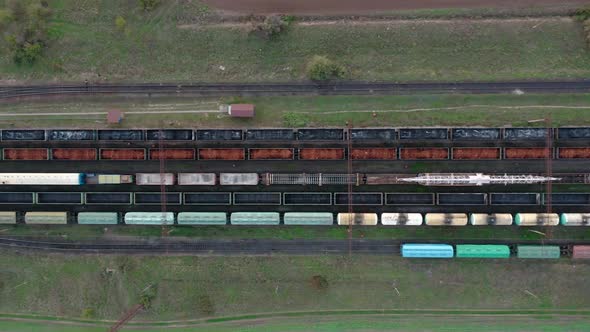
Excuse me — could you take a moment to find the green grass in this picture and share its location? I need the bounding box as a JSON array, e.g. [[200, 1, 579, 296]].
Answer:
[[1, 93, 590, 128], [2, 314, 590, 331], [1, 249, 590, 323], [1, 1, 590, 82], [3, 224, 590, 241]]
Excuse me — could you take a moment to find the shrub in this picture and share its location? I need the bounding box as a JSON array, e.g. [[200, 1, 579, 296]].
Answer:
[[139, 0, 160, 11], [13, 42, 43, 65], [251, 14, 290, 40], [309, 275, 329, 291], [82, 308, 95, 319], [584, 19, 590, 45], [283, 112, 309, 127], [115, 16, 127, 32], [574, 6, 590, 21], [307, 55, 345, 81], [139, 284, 158, 309]]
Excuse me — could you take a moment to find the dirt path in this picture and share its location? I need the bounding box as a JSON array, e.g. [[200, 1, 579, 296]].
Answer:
[[202, 0, 589, 14]]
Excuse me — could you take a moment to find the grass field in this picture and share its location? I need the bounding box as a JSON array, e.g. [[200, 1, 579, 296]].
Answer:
[[1, 1, 590, 83], [1, 93, 590, 128], [3, 224, 590, 241], [2, 314, 590, 331], [1, 249, 589, 323]]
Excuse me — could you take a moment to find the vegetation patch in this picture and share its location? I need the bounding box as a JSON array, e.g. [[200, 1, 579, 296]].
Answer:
[[1, 1, 590, 82], [1, 249, 590, 323]]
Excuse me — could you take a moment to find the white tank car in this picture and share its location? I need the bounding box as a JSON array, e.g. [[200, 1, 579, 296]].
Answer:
[[469, 213, 513, 226], [381, 213, 423, 226], [425, 213, 468, 226], [514, 213, 559, 226], [560, 213, 590, 226], [337, 213, 378, 226]]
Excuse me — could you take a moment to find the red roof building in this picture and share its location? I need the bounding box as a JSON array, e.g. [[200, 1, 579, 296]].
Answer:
[[107, 109, 123, 124], [229, 104, 255, 118]]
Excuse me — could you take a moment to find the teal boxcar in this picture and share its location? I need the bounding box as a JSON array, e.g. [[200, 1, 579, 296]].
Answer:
[[517, 245, 561, 259], [177, 212, 227, 225], [283, 212, 333, 225], [78, 212, 118, 225], [124, 212, 174, 225], [230, 212, 280, 225], [455, 245, 510, 258], [401, 244, 454, 258]]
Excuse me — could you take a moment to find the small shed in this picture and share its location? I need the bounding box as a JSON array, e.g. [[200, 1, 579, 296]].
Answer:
[[228, 104, 255, 118], [107, 109, 123, 124]]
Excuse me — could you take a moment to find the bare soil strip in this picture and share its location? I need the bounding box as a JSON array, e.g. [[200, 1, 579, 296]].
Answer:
[[202, 0, 589, 15]]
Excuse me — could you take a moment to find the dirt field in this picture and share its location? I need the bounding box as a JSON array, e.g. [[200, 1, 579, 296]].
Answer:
[[203, 0, 589, 14]]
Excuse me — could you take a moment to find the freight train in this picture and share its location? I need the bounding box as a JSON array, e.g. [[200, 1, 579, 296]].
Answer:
[[4, 127, 590, 142], [400, 244, 590, 259], [2, 172, 588, 186], [2, 211, 589, 226], [3, 190, 589, 207], [5, 146, 590, 161]]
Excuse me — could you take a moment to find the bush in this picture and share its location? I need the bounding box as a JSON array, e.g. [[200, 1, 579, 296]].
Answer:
[[584, 19, 590, 45], [309, 275, 329, 291], [139, 284, 157, 309], [139, 0, 160, 11], [13, 42, 43, 65], [82, 308, 95, 319], [307, 55, 345, 81], [115, 16, 127, 32], [574, 6, 590, 21], [251, 14, 291, 40], [283, 112, 309, 127]]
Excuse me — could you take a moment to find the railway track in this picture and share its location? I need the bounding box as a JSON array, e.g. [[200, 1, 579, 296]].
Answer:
[[0, 237, 584, 254], [2, 80, 590, 99]]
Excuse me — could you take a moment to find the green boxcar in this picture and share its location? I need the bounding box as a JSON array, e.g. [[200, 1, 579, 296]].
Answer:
[[177, 212, 227, 225], [455, 245, 510, 258], [517, 245, 561, 259], [124, 212, 174, 225], [230, 212, 280, 225], [283, 212, 333, 225], [78, 212, 118, 225], [0, 211, 16, 224]]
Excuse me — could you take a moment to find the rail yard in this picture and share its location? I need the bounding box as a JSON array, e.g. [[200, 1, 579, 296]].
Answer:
[[1, 126, 589, 235]]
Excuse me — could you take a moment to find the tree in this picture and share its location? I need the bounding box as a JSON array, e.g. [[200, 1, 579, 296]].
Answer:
[[309, 275, 329, 291], [307, 55, 345, 81], [1, 0, 52, 65]]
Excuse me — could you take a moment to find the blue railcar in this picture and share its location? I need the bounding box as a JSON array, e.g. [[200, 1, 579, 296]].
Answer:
[[401, 244, 454, 258]]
